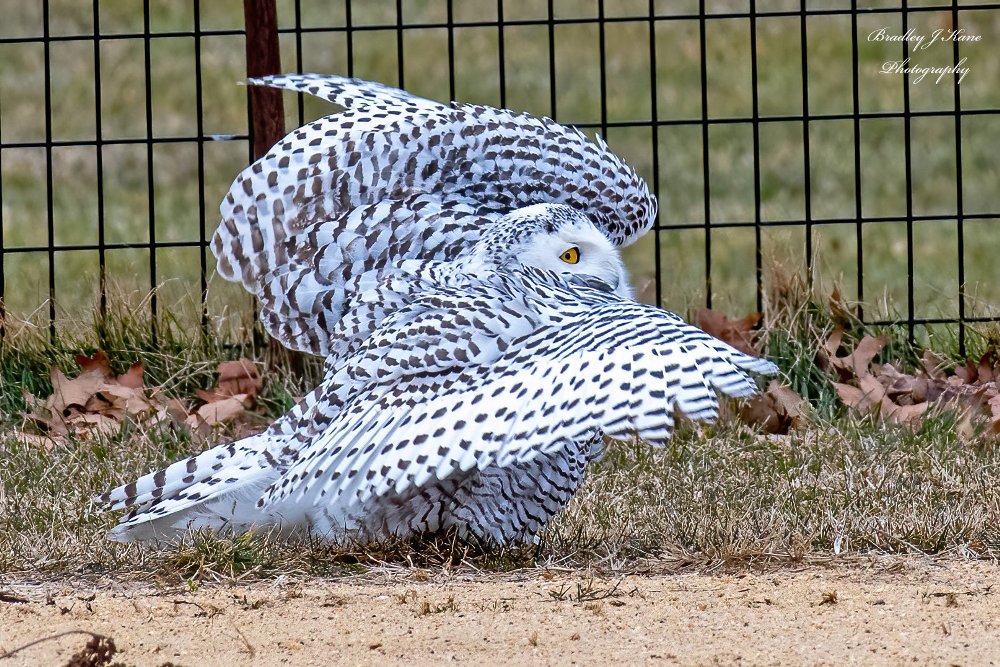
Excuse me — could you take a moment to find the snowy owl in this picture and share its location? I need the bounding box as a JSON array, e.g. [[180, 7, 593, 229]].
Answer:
[[99, 75, 776, 543]]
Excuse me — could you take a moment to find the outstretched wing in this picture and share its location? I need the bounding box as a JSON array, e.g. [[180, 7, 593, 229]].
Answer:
[[102, 267, 774, 541], [211, 74, 656, 356], [266, 269, 775, 532]]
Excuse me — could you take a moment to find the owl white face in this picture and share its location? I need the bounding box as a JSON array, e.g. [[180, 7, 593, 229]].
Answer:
[[502, 204, 633, 299]]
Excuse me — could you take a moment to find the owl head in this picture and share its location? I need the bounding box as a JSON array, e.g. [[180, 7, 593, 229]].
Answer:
[[472, 203, 632, 299]]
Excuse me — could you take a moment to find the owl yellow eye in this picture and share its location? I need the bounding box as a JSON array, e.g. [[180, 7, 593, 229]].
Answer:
[[559, 247, 580, 264]]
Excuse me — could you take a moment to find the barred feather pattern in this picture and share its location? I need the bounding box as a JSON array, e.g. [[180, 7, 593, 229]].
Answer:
[[98, 76, 774, 545], [101, 255, 777, 543], [211, 74, 655, 355]]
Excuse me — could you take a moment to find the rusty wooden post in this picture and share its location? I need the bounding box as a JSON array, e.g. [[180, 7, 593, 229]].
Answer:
[[243, 0, 307, 378], [243, 0, 285, 156]]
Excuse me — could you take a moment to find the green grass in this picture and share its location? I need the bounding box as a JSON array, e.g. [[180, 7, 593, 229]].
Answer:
[[553, 413, 1000, 562], [1, 1, 998, 333], [1, 280, 999, 581], [2, 386, 998, 581]]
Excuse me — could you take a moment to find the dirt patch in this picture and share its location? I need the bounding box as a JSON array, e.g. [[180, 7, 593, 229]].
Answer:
[[1, 559, 997, 666]]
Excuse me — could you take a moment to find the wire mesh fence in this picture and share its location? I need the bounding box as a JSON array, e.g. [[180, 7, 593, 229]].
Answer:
[[1, 0, 998, 352]]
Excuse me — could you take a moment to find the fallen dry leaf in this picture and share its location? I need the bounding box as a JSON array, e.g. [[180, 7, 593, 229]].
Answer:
[[155, 394, 191, 422], [823, 327, 845, 361], [988, 395, 1000, 434], [834, 383, 866, 413], [196, 359, 263, 403], [184, 394, 268, 441], [815, 326, 843, 373], [877, 363, 918, 402], [19, 353, 174, 445], [770, 383, 806, 417], [954, 351, 999, 386], [881, 400, 929, 425], [185, 394, 251, 430], [72, 413, 122, 440], [858, 374, 887, 408], [76, 350, 146, 388], [100, 384, 153, 417], [74, 350, 115, 378], [824, 334, 1000, 439], [218, 359, 262, 397], [829, 287, 854, 327], [50, 367, 106, 415], [696, 309, 763, 356], [833, 335, 886, 381], [739, 381, 807, 434], [969, 354, 993, 385], [183, 359, 266, 438], [921, 349, 951, 380], [117, 362, 145, 390], [16, 352, 270, 448]]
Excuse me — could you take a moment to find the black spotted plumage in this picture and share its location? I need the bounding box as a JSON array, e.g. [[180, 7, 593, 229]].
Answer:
[[212, 74, 655, 356], [98, 75, 776, 544]]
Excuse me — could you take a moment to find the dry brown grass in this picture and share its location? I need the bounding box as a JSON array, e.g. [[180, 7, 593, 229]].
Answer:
[[2, 388, 999, 585], [3, 270, 1000, 584]]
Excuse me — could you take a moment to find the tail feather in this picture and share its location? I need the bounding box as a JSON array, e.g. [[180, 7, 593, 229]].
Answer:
[[97, 433, 284, 540], [108, 475, 279, 542], [725, 348, 780, 376], [99, 440, 246, 511]]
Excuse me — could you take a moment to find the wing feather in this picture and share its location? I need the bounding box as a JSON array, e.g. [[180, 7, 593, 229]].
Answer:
[[254, 271, 777, 526], [212, 74, 656, 355], [103, 266, 776, 542]]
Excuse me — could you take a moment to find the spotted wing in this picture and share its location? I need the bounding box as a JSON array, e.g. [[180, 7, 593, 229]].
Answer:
[[259, 269, 775, 536], [211, 74, 656, 356], [101, 267, 774, 541]]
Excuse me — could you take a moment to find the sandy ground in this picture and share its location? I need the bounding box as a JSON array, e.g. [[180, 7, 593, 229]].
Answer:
[[1, 559, 999, 666]]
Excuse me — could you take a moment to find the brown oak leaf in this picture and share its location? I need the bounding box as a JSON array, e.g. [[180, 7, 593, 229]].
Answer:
[[196, 359, 263, 403], [19, 352, 165, 445], [739, 381, 807, 434], [695, 309, 762, 356]]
